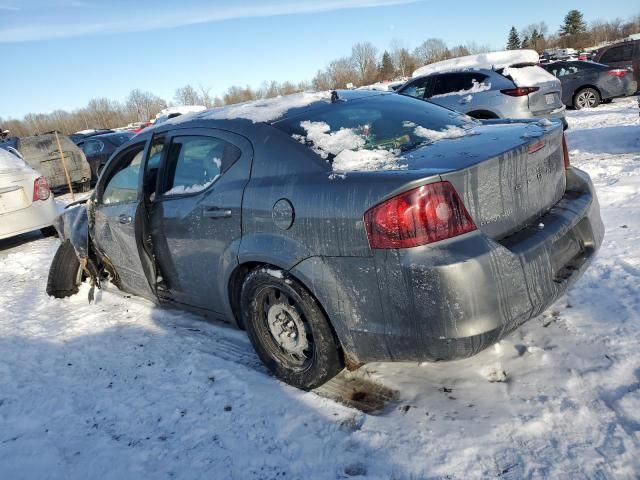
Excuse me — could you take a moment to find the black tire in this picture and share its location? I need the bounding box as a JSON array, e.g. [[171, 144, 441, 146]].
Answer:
[[241, 268, 343, 390], [40, 226, 58, 237], [574, 87, 601, 109], [46, 240, 83, 298]]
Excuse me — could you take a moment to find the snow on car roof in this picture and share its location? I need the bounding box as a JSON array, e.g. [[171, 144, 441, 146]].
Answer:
[[412, 49, 540, 78], [0, 148, 32, 174]]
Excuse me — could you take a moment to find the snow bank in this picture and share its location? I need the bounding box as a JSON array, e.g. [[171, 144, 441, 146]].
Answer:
[[0, 148, 31, 174], [206, 92, 331, 123], [412, 49, 539, 77], [502, 65, 558, 87]]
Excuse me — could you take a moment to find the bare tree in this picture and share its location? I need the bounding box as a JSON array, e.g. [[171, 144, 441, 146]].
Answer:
[[126, 89, 167, 122], [351, 42, 379, 85], [413, 38, 449, 66], [174, 85, 203, 106]]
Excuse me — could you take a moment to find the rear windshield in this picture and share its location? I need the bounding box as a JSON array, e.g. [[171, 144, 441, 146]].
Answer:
[[274, 94, 474, 170], [0, 148, 30, 173], [109, 133, 133, 146]]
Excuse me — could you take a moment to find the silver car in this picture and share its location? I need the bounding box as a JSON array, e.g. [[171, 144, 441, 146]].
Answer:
[[47, 90, 601, 390], [398, 67, 567, 127]]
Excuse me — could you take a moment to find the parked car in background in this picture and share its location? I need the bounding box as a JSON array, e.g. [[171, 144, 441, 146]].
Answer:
[[77, 131, 134, 180], [542, 60, 637, 109], [48, 90, 602, 390], [12, 133, 92, 191], [593, 40, 640, 91], [399, 50, 566, 127], [0, 148, 58, 240], [69, 129, 115, 145], [154, 105, 206, 125]]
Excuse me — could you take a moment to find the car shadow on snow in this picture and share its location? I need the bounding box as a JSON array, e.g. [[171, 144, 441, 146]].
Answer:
[[0, 230, 49, 254]]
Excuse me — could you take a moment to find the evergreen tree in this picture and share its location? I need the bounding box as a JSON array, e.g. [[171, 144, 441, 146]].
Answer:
[[507, 26, 521, 50], [378, 51, 395, 81], [560, 9, 587, 37]]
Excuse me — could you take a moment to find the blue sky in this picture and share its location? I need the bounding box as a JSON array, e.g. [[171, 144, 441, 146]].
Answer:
[[0, 0, 637, 118]]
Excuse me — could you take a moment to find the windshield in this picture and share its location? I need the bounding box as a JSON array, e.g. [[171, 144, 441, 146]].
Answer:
[[274, 94, 475, 170]]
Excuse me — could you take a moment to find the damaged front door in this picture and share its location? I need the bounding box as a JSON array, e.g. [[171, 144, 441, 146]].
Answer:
[[93, 140, 155, 299]]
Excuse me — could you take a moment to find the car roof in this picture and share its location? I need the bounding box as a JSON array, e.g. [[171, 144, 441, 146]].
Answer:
[[143, 89, 385, 135], [410, 68, 496, 81]]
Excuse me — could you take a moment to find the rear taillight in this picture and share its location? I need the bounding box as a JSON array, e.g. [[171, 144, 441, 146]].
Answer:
[[562, 134, 571, 170], [607, 69, 627, 77], [500, 87, 540, 96], [364, 181, 477, 249], [33, 176, 51, 201]]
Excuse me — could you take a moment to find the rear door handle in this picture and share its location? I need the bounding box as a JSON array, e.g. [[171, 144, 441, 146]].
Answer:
[[203, 206, 232, 219], [118, 214, 133, 225]]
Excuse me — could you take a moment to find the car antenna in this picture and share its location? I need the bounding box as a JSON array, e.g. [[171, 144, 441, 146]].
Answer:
[[331, 91, 339, 103]]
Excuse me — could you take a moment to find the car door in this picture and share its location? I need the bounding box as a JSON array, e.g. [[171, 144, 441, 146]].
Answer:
[[149, 128, 252, 313], [92, 139, 156, 299]]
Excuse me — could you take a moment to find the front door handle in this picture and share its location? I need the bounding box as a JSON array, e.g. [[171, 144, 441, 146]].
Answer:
[[118, 214, 133, 225], [203, 206, 232, 219]]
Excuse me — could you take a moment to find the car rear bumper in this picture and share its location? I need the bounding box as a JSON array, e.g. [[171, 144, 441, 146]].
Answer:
[[0, 198, 59, 240], [292, 168, 603, 365]]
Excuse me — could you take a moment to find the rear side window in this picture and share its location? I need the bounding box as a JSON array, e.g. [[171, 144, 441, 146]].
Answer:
[[430, 72, 490, 97], [160, 136, 241, 196], [600, 44, 634, 63]]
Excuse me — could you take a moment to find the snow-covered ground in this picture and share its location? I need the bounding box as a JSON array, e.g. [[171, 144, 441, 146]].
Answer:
[[1, 98, 639, 479]]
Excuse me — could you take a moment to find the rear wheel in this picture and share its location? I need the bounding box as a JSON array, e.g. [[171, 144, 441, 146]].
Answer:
[[46, 240, 83, 298], [241, 269, 343, 390], [574, 88, 600, 109]]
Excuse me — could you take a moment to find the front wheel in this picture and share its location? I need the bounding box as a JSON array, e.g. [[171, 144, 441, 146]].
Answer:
[[241, 269, 343, 390], [574, 88, 601, 109], [46, 240, 83, 298]]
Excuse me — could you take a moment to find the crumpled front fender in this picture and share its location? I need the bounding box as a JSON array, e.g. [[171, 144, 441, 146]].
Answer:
[[53, 201, 91, 259]]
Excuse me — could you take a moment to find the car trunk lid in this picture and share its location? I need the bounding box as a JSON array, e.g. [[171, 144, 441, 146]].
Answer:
[[0, 172, 35, 215], [402, 121, 566, 239]]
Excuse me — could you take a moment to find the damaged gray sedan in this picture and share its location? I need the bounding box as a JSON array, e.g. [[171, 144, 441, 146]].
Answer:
[[47, 90, 604, 390]]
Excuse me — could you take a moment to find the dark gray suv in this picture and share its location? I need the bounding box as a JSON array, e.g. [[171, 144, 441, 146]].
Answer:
[[47, 90, 603, 390]]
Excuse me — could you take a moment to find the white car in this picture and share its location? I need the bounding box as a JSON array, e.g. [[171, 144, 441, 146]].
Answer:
[[0, 148, 58, 240]]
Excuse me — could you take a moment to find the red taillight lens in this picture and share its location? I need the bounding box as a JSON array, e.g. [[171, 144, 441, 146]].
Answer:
[[562, 134, 571, 170], [33, 176, 51, 201], [500, 87, 540, 96], [607, 69, 627, 77], [364, 181, 477, 249]]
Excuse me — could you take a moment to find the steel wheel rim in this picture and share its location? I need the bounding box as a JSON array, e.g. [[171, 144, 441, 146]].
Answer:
[[256, 286, 315, 371], [577, 91, 596, 108]]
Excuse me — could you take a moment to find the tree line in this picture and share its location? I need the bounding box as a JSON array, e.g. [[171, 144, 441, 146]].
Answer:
[[507, 9, 640, 52], [3, 9, 639, 138]]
